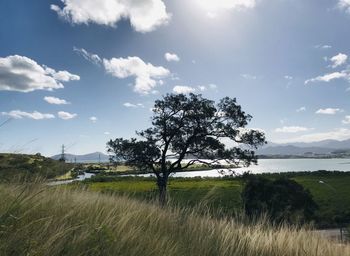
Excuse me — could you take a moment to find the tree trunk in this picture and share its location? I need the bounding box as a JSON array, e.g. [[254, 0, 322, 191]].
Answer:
[[157, 177, 167, 207]]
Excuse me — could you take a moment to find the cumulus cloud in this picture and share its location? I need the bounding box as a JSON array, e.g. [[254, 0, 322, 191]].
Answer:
[[284, 75, 293, 80], [51, 0, 170, 33], [296, 107, 306, 112], [103, 56, 170, 94], [73, 47, 102, 65], [338, 0, 350, 13], [330, 53, 348, 68], [164, 52, 180, 62], [197, 0, 256, 17], [74, 48, 170, 94], [342, 116, 350, 124], [44, 96, 70, 105], [275, 126, 313, 133], [173, 85, 196, 94], [58, 111, 77, 120], [89, 116, 97, 123], [123, 102, 144, 108], [0, 55, 79, 92], [2, 110, 55, 120], [315, 108, 342, 115], [305, 71, 349, 84]]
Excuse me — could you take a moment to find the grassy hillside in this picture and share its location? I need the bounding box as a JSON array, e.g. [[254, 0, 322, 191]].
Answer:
[[0, 182, 349, 256], [0, 153, 73, 181]]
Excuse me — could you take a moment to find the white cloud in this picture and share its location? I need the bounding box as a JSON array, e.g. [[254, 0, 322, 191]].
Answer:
[[330, 53, 348, 68], [275, 126, 313, 133], [338, 0, 350, 13], [315, 108, 342, 115], [89, 116, 97, 123], [58, 111, 77, 120], [73, 47, 102, 65], [284, 75, 293, 80], [2, 110, 55, 120], [198, 85, 206, 91], [44, 96, 70, 105], [164, 52, 180, 62], [208, 84, 217, 89], [51, 0, 170, 33], [103, 56, 170, 94], [342, 116, 350, 124], [123, 102, 144, 108], [296, 107, 306, 112], [104, 131, 111, 135], [173, 85, 196, 94], [74, 48, 170, 94], [276, 128, 350, 143], [197, 0, 256, 17], [305, 71, 349, 84], [314, 44, 332, 49], [197, 84, 218, 92], [0, 55, 79, 92], [241, 74, 257, 80]]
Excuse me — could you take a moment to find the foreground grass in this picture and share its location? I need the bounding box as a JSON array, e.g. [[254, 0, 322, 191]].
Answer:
[[0, 183, 349, 256]]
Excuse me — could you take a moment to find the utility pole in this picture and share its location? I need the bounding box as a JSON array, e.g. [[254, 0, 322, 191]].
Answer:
[[59, 144, 66, 162]]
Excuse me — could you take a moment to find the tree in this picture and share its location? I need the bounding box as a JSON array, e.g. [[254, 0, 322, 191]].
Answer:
[[242, 176, 318, 223], [107, 93, 266, 205]]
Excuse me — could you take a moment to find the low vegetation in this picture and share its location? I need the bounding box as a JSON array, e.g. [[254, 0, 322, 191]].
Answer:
[[0, 182, 349, 256], [79, 171, 350, 227], [0, 153, 73, 181]]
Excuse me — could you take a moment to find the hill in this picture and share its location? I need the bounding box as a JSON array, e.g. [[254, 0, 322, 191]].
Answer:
[[258, 139, 350, 156], [51, 152, 109, 163], [0, 153, 73, 180]]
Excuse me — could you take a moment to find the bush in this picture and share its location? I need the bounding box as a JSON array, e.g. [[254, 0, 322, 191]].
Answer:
[[242, 176, 318, 224]]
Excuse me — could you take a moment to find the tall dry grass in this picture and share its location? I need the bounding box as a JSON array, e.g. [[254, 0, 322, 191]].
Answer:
[[0, 182, 349, 256]]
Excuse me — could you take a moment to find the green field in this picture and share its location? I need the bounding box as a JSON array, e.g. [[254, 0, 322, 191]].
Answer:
[[77, 172, 350, 227]]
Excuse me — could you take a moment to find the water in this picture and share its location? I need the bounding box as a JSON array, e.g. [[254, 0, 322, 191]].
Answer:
[[48, 172, 95, 185], [49, 158, 350, 183], [136, 158, 350, 178]]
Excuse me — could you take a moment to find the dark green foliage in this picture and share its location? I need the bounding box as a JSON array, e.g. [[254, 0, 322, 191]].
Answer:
[[0, 153, 73, 181], [242, 176, 318, 223]]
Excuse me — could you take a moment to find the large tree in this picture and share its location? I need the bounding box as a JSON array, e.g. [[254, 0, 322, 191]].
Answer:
[[107, 93, 266, 205]]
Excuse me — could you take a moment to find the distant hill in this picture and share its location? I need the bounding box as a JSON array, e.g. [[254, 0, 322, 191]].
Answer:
[[51, 152, 109, 163], [281, 139, 350, 149], [258, 139, 350, 156]]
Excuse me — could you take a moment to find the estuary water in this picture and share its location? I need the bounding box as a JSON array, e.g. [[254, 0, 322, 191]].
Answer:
[[50, 158, 350, 184], [142, 158, 350, 178]]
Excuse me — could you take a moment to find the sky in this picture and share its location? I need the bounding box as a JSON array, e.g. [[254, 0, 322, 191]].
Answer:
[[1, 0, 350, 156]]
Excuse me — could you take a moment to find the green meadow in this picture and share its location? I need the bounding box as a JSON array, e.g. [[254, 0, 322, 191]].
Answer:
[[77, 172, 350, 227]]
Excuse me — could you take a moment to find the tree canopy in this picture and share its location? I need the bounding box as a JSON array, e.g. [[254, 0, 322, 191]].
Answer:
[[107, 93, 266, 204]]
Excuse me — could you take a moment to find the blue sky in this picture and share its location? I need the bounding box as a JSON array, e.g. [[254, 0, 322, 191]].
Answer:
[[1, 0, 350, 156]]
